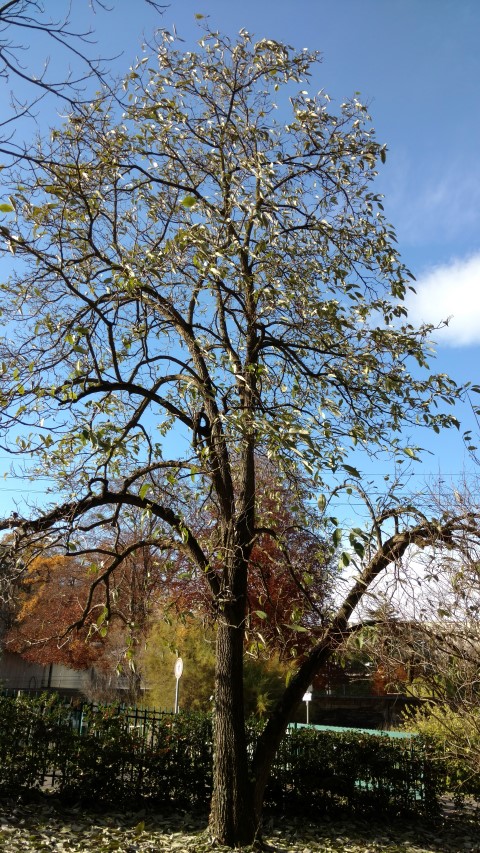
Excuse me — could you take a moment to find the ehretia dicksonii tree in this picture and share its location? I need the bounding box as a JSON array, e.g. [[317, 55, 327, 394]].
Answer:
[[0, 29, 461, 845]]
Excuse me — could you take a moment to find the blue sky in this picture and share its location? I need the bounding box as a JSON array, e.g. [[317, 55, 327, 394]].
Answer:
[[1, 0, 479, 517]]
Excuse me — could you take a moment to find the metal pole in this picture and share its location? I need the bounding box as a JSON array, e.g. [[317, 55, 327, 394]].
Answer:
[[174, 676, 180, 714], [303, 686, 312, 725]]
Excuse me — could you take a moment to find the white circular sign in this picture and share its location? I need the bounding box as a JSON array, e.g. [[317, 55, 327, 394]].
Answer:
[[174, 657, 183, 679]]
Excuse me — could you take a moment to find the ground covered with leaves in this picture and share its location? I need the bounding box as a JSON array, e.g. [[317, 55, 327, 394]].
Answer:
[[0, 801, 479, 853]]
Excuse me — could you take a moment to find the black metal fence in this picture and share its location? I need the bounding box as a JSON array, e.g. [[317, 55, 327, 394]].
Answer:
[[67, 700, 175, 736]]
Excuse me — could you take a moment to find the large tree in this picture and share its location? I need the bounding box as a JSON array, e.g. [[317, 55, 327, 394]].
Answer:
[[0, 28, 473, 846]]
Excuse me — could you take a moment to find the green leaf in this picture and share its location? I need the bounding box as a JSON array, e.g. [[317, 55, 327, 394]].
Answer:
[[254, 610, 268, 620], [0, 203, 14, 213], [342, 464, 361, 478], [96, 607, 108, 626], [332, 528, 342, 548], [404, 447, 419, 460], [181, 195, 198, 208], [353, 541, 365, 558], [139, 482, 150, 500]]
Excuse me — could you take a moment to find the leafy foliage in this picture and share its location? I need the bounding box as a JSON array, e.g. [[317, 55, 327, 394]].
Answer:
[[141, 612, 216, 712], [3, 542, 162, 699], [4, 554, 107, 668], [0, 693, 73, 797], [265, 726, 440, 819], [141, 610, 290, 715], [405, 704, 480, 800], [342, 523, 480, 802], [0, 28, 460, 562]]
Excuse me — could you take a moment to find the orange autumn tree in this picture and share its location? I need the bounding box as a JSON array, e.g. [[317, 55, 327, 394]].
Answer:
[[5, 537, 163, 685], [5, 553, 104, 668]]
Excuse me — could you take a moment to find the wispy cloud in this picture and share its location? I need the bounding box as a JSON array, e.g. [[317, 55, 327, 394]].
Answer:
[[381, 154, 480, 248], [406, 253, 480, 347]]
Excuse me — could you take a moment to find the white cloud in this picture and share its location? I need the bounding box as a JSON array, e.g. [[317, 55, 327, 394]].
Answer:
[[381, 156, 480, 247], [406, 253, 480, 347]]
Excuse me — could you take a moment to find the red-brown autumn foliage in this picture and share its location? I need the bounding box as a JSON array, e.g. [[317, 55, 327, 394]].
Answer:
[[162, 471, 332, 658], [4, 542, 162, 672], [5, 553, 104, 667], [5, 469, 331, 669]]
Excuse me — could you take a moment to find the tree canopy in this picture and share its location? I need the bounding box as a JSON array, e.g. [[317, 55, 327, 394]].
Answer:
[[0, 30, 459, 497]]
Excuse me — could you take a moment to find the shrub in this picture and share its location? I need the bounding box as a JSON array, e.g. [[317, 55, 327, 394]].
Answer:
[[0, 693, 73, 796], [406, 704, 480, 801], [265, 727, 440, 818]]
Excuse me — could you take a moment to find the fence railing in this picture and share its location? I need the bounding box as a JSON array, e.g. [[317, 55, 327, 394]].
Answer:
[[68, 701, 176, 737]]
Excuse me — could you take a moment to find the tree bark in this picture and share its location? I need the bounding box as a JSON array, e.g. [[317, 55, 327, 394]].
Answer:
[[209, 615, 346, 845], [209, 616, 258, 846]]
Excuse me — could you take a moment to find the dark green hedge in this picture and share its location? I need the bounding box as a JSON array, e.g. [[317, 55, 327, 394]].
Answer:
[[0, 692, 74, 796], [264, 726, 440, 817], [0, 694, 212, 808], [0, 694, 446, 817]]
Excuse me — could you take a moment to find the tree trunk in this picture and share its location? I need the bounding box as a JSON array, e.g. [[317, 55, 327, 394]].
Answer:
[[208, 614, 347, 845], [209, 616, 258, 847]]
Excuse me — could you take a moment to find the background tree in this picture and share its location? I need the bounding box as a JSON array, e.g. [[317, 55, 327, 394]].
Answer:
[[3, 463, 327, 705], [142, 609, 289, 715], [3, 518, 165, 697], [160, 460, 333, 659], [344, 481, 480, 787], [0, 28, 471, 846], [5, 553, 106, 669]]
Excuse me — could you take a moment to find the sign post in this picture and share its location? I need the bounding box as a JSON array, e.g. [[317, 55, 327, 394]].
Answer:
[[302, 685, 313, 725], [174, 657, 183, 714]]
